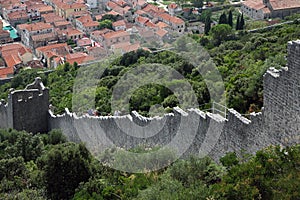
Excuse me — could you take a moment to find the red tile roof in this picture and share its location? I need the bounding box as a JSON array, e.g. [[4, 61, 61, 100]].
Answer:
[[112, 42, 140, 53], [3, 54, 21, 68], [113, 0, 127, 7], [156, 21, 169, 29], [91, 29, 113, 37], [142, 4, 165, 14], [113, 20, 126, 26], [31, 32, 56, 41], [136, 16, 149, 25], [36, 43, 69, 53], [60, 3, 87, 10], [158, 13, 184, 24], [77, 37, 92, 46], [156, 28, 168, 37], [21, 22, 53, 32], [270, 0, 300, 10], [61, 28, 84, 36], [1, 43, 32, 57], [66, 52, 94, 64], [7, 10, 29, 20], [0, 65, 14, 78], [243, 0, 266, 10], [42, 13, 65, 23], [53, 20, 71, 27], [145, 21, 156, 28], [103, 30, 130, 39]]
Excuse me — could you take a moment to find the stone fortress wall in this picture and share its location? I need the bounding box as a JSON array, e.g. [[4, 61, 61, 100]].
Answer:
[[0, 41, 299, 159]]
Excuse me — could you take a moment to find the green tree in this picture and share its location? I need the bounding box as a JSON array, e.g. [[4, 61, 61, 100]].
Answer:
[[236, 15, 240, 30], [220, 152, 239, 169], [99, 19, 113, 30], [240, 13, 245, 30], [38, 143, 92, 199], [204, 16, 211, 35], [219, 12, 227, 24], [192, 0, 203, 8], [209, 24, 233, 45], [228, 10, 233, 27]]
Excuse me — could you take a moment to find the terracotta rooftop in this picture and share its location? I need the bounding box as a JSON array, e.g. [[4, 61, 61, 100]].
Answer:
[[3, 54, 21, 68], [112, 42, 140, 53], [107, 1, 119, 9], [66, 52, 94, 65], [243, 0, 266, 10], [0, 65, 14, 78], [60, 28, 84, 36], [262, 7, 271, 13], [145, 21, 156, 28], [84, 21, 99, 27], [20, 22, 53, 32], [36, 43, 68, 52], [60, 2, 87, 10], [113, 0, 127, 7], [113, 20, 126, 27], [136, 16, 149, 24], [142, 4, 165, 14], [38, 5, 53, 13], [106, 10, 120, 16], [158, 13, 184, 24], [69, 10, 90, 18], [156, 28, 168, 37], [1, 43, 32, 57], [53, 20, 71, 27], [7, 10, 29, 20], [91, 29, 113, 37], [4, 3, 27, 10], [76, 15, 93, 23], [156, 21, 169, 29], [36, 43, 70, 58], [31, 32, 56, 41], [42, 13, 65, 23], [0, 0, 19, 10], [137, 0, 147, 6], [103, 30, 130, 39], [270, 0, 300, 10], [135, 10, 146, 16], [77, 37, 92, 46]]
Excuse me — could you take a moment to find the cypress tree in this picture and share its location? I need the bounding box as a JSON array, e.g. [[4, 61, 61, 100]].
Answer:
[[228, 10, 233, 27], [205, 16, 211, 35], [240, 13, 245, 30], [236, 15, 240, 30], [219, 13, 227, 24]]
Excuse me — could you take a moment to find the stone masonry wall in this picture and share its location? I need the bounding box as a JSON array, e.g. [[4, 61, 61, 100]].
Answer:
[[1, 41, 300, 160]]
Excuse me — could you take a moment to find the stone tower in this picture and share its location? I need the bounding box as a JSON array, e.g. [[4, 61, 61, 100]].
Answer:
[[7, 77, 49, 133]]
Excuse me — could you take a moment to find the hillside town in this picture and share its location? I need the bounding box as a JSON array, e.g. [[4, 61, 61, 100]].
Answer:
[[0, 0, 188, 79], [1, 0, 300, 79]]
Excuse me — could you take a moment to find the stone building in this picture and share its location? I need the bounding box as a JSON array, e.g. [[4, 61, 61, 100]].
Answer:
[[241, 0, 300, 20]]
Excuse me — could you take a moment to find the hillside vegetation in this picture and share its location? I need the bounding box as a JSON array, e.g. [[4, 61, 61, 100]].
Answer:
[[0, 129, 299, 199]]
